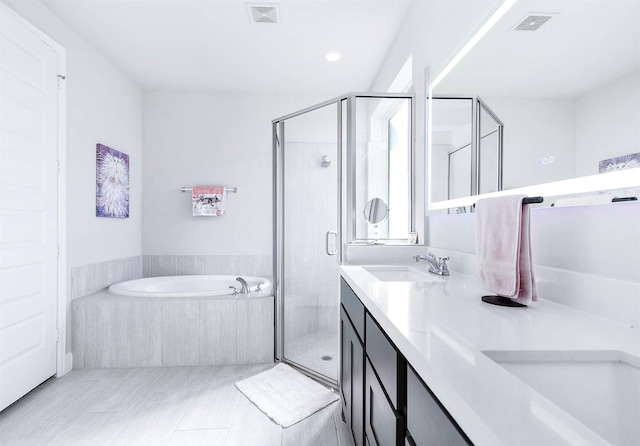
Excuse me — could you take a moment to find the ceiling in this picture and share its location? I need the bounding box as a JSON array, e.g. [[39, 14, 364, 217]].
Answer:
[[40, 0, 414, 95]]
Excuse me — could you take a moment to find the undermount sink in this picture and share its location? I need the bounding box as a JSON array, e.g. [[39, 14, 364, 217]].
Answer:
[[483, 349, 640, 446], [363, 266, 445, 283]]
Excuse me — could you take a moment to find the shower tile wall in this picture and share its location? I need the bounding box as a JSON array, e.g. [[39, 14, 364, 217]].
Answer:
[[284, 142, 339, 342]]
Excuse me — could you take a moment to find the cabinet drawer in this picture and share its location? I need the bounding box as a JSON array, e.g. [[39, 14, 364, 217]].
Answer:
[[366, 313, 404, 410], [407, 366, 470, 446], [365, 358, 403, 446], [341, 278, 365, 341]]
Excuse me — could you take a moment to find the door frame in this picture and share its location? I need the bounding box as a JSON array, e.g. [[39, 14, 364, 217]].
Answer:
[[2, 3, 69, 377]]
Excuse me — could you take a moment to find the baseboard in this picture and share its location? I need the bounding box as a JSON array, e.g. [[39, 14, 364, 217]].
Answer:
[[65, 352, 73, 373]]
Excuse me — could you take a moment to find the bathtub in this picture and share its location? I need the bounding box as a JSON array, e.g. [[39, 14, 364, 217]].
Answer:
[[72, 275, 274, 368], [108, 275, 272, 298]]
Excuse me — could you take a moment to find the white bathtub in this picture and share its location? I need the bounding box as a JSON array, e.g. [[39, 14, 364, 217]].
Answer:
[[108, 275, 272, 298]]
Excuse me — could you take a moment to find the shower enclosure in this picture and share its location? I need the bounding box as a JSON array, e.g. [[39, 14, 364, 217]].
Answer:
[[273, 93, 414, 385]]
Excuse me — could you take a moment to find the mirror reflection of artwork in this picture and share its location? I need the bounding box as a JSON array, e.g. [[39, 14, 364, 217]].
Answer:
[[599, 152, 640, 198], [96, 143, 129, 218], [599, 152, 640, 174]]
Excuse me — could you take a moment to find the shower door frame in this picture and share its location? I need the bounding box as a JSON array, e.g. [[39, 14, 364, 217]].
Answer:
[[273, 96, 346, 386]]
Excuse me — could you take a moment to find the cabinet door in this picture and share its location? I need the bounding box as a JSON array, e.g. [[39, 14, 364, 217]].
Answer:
[[341, 306, 365, 446], [407, 366, 470, 446], [341, 307, 352, 424], [365, 359, 403, 446], [366, 314, 405, 411]]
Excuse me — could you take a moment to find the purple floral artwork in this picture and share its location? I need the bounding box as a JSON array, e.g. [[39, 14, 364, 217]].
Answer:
[[96, 143, 129, 218]]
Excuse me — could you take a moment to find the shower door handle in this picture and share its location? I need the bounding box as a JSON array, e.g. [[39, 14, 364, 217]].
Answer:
[[325, 231, 338, 256]]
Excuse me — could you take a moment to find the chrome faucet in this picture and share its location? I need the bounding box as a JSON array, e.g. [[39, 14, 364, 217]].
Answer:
[[235, 277, 250, 294], [413, 252, 450, 276]]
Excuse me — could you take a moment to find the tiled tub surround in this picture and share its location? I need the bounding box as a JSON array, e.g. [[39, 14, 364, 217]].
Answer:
[[72, 291, 274, 368], [69, 254, 275, 369], [69, 256, 272, 300], [70, 256, 143, 299], [142, 254, 272, 278]]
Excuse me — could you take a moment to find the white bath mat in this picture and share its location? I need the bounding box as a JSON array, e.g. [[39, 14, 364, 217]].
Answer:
[[235, 363, 339, 428]]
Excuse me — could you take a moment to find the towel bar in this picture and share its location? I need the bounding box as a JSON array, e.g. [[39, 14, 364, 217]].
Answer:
[[472, 196, 543, 208], [181, 187, 238, 193], [522, 196, 544, 204]]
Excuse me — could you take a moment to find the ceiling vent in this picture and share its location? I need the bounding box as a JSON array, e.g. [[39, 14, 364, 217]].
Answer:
[[247, 3, 280, 25], [514, 14, 554, 31]]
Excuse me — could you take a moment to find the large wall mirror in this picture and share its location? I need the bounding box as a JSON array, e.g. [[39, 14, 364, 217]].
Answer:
[[428, 0, 640, 210]]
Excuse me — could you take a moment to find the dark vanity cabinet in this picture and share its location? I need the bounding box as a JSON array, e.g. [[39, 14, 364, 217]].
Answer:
[[341, 280, 365, 446], [340, 277, 472, 446], [340, 279, 404, 446], [364, 314, 405, 446]]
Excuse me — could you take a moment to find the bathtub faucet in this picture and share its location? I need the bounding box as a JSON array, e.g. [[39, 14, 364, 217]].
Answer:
[[235, 277, 250, 294]]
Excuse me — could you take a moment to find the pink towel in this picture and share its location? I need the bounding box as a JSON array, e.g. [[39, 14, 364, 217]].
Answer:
[[475, 195, 537, 306], [192, 186, 227, 217]]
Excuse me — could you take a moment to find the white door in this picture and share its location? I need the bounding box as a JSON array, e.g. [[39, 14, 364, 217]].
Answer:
[[0, 4, 60, 411]]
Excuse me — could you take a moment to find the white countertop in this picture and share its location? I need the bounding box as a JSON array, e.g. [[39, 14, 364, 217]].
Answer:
[[339, 265, 640, 446]]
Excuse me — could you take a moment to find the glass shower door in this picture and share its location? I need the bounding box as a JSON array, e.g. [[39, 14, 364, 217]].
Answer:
[[275, 102, 340, 382]]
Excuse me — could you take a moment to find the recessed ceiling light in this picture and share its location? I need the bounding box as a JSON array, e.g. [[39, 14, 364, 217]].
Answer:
[[324, 51, 343, 62]]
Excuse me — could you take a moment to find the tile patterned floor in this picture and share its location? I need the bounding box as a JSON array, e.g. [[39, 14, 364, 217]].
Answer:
[[285, 329, 339, 381], [0, 363, 354, 446]]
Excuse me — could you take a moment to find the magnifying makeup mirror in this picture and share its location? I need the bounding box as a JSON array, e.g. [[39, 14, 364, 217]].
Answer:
[[363, 198, 389, 224], [363, 198, 389, 244]]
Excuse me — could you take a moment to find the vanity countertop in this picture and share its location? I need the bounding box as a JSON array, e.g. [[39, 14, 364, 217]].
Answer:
[[339, 265, 640, 446]]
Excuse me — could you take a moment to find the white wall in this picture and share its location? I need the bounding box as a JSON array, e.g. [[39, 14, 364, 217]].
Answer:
[[485, 98, 576, 188], [4, 0, 143, 269], [575, 70, 640, 177], [142, 91, 327, 256]]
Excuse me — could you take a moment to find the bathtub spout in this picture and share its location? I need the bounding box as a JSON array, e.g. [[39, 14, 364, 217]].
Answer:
[[235, 277, 250, 294]]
